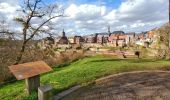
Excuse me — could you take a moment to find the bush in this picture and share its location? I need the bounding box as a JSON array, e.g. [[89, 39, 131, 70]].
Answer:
[[0, 41, 85, 84]]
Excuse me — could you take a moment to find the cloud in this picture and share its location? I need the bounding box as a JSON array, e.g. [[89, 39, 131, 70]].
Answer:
[[58, 0, 168, 35], [104, 0, 168, 32], [0, 0, 19, 14], [0, 0, 168, 37], [0, 0, 21, 33], [65, 4, 106, 21], [0, 0, 19, 5]]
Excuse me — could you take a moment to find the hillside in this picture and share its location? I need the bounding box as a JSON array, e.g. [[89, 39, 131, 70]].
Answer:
[[1, 55, 170, 99]]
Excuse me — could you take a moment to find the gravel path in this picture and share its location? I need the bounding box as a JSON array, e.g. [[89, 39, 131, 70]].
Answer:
[[60, 71, 170, 100]]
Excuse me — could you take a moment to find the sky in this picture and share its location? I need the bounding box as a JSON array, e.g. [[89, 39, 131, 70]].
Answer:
[[0, 0, 169, 37]]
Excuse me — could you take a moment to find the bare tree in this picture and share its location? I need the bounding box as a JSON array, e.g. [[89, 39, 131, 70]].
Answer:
[[11, 0, 64, 64], [156, 24, 170, 59], [0, 18, 14, 39]]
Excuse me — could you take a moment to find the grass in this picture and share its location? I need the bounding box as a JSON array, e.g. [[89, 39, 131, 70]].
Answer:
[[1, 55, 170, 99]]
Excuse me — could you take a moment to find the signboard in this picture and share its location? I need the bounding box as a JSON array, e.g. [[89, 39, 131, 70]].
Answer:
[[9, 61, 52, 80]]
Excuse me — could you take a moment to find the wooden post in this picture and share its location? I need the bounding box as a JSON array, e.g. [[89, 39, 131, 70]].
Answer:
[[38, 85, 53, 100], [26, 75, 40, 94], [8, 61, 52, 95]]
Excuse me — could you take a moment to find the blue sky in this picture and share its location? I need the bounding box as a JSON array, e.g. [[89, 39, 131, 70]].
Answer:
[[44, 0, 122, 9], [71, 0, 121, 7]]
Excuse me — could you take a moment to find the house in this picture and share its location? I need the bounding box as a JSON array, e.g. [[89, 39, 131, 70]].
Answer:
[[147, 28, 159, 49], [44, 37, 55, 45], [38, 37, 55, 49], [108, 31, 126, 47], [68, 37, 74, 44], [125, 33, 136, 46], [148, 30, 155, 39], [96, 33, 109, 44], [137, 32, 148, 40], [84, 34, 97, 43], [108, 31, 125, 42], [135, 32, 151, 47], [74, 36, 84, 44], [117, 39, 126, 47]]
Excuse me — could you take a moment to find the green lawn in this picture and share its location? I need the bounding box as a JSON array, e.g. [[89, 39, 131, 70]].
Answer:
[[1, 55, 170, 100]]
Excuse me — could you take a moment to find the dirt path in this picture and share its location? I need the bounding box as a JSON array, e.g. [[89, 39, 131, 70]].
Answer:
[[60, 71, 170, 100]]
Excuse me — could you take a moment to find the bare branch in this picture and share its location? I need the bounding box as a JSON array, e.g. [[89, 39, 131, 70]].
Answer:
[[13, 0, 64, 64], [26, 15, 63, 42]]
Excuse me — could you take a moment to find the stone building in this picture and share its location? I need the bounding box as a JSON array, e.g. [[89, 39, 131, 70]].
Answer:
[[84, 34, 97, 43], [137, 32, 148, 40], [125, 33, 136, 46], [96, 33, 109, 44], [38, 37, 55, 49], [135, 31, 154, 47], [74, 36, 84, 44], [44, 37, 55, 45], [108, 31, 126, 47], [68, 37, 74, 44], [146, 28, 159, 49]]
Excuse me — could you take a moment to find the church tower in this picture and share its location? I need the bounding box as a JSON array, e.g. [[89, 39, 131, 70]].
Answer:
[[108, 26, 111, 34], [58, 29, 69, 44], [62, 29, 66, 37]]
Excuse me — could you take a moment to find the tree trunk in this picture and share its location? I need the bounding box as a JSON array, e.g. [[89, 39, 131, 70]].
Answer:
[[14, 41, 27, 65]]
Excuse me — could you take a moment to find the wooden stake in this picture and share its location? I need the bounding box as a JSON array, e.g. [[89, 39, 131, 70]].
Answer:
[[26, 75, 40, 94]]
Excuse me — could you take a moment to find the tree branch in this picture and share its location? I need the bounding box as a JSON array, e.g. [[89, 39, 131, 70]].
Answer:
[[26, 15, 63, 42]]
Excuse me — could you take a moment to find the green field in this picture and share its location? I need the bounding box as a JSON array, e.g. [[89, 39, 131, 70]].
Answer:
[[1, 55, 170, 100]]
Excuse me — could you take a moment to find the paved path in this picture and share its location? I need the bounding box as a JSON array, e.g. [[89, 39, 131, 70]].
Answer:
[[60, 71, 170, 100]]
